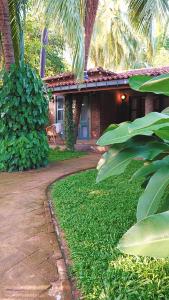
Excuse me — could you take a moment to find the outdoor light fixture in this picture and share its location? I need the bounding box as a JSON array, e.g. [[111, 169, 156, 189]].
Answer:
[[121, 94, 127, 102]]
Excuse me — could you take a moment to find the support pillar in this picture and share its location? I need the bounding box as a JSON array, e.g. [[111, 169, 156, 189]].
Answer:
[[145, 93, 154, 115]]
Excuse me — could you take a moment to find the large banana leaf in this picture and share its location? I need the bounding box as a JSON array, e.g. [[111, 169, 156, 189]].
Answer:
[[131, 155, 169, 181], [137, 166, 169, 221], [118, 211, 169, 258], [97, 112, 169, 146], [96, 148, 138, 183], [129, 74, 169, 96], [139, 74, 169, 96], [129, 112, 169, 132], [129, 75, 152, 91], [97, 140, 168, 183], [162, 107, 169, 116], [155, 127, 169, 140]]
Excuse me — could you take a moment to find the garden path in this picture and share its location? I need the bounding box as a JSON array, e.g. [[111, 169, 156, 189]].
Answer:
[[0, 153, 99, 299]]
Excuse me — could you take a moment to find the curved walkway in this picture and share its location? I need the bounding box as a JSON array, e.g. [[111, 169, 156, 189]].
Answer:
[[0, 154, 99, 299]]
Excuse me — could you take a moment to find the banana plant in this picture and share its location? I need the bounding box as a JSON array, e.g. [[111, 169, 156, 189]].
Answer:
[[96, 73, 169, 258]]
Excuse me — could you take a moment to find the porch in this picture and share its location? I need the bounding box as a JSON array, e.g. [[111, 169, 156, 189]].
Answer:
[[45, 66, 169, 151], [48, 89, 169, 151]]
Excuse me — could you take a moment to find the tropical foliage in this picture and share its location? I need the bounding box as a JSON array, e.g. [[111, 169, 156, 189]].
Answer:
[[64, 95, 75, 150], [90, 0, 147, 70], [36, 0, 85, 78], [0, 63, 49, 171], [97, 73, 169, 258], [90, 0, 169, 70], [24, 15, 67, 76]]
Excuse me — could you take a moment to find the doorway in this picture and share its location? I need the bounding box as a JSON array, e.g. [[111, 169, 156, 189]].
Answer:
[[78, 96, 90, 139]]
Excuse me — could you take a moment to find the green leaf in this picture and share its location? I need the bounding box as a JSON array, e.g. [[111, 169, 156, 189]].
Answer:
[[161, 106, 169, 116], [97, 122, 153, 146], [128, 112, 169, 132], [131, 156, 169, 181], [97, 139, 168, 183], [139, 74, 169, 96], [97, 113, 169, 146], [129, 75, 152, 91], [117, 211, 169, 258], [96, 148, 137, 183], [103, 123, 118, 133], [137, 166, 169, 221], [155, 127, 169, 140]]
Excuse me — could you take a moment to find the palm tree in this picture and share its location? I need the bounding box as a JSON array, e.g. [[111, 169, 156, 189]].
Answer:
[[38, 0, 85, 78], [0, 0, 27, 70], [39, 0, 99, 77], [0, 0, 88, 77], [0, 0, 15, 70], [84, 0, 99, 70]]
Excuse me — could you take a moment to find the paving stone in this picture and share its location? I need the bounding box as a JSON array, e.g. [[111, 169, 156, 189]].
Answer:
[[0, 154, 99, 299]]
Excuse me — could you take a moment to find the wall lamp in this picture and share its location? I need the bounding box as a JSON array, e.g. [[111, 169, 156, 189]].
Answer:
[[121, 94, 127, 102]]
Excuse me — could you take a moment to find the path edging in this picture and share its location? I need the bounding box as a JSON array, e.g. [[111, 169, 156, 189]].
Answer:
[[46, 167, 95, 300]]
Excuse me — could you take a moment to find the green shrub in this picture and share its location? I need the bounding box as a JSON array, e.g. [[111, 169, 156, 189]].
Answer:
[[0, 63, 49, 171]]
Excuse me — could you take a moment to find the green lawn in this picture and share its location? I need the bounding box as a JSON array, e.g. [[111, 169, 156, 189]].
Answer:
[[48, 148, 87, 162], [51, 161, 169, 300]]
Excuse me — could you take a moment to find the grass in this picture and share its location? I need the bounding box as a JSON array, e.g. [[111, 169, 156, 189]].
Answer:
[[51, 161, 169, 300], [48, 148, 87, 162]]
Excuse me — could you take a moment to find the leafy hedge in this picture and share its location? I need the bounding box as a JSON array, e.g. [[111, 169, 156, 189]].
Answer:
[[0, 63, 49, 171]]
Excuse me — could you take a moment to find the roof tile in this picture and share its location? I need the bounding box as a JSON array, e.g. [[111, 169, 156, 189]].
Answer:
[[45, 66, 169, 89]]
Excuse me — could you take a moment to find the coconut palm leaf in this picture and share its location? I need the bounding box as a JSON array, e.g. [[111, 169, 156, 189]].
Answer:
[[90, 0, 147, 70], [128, 0, 169, 58], [8, 0, 28, 64], [37, 0, 85, 78]]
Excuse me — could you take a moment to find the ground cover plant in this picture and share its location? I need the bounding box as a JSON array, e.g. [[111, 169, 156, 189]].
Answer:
[[51, 163, 169, 300], [48, 148, 87, 162]]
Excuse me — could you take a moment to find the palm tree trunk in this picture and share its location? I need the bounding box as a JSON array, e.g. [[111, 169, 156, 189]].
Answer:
[[0, 0, 15, 70], [40, 27, 48, 78], [72, 1, 99, 146], [84, 0, 99, 70]]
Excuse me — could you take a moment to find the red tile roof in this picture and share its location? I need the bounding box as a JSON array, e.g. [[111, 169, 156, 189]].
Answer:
[[44, 66, 169, 88]]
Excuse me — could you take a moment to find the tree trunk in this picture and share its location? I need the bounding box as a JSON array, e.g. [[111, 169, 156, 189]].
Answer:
[[73, 96, 82, 142], [40, 27, 48, 78], [84, 0, 99, 70], [0, 0, 15, 70]]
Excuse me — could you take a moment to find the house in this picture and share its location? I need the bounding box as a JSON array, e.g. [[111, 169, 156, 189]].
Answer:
[[44, 66, 169, 150]]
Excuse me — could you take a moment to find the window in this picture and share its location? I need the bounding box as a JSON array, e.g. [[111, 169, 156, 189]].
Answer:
[[57, 97, 64, 122]]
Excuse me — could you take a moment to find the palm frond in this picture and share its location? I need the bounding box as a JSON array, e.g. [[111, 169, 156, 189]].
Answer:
[[37, 0, 85, 79], [90, 0, 143, 70], [8, 0, 28, 64], [128, 0, 169, 41]]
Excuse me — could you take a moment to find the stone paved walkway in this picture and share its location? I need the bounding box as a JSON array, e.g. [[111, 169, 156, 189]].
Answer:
[[0, 154, 99, 300]]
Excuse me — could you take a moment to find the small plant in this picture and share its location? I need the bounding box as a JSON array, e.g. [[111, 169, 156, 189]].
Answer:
[[0, 63, 49, 171], [64, 95, 75, 150], [97, 73, 169, 258]]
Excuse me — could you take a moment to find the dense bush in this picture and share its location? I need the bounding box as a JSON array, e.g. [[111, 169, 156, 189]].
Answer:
[[0, 63, 49, 171]]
